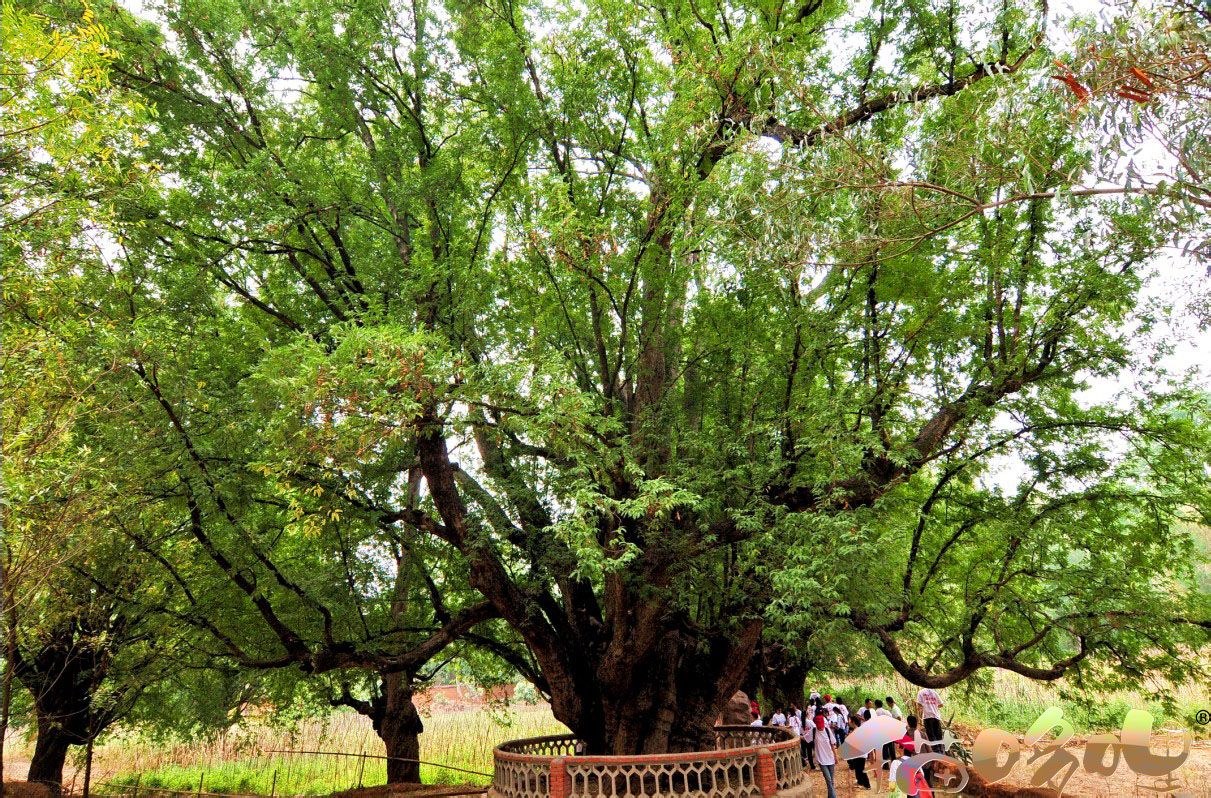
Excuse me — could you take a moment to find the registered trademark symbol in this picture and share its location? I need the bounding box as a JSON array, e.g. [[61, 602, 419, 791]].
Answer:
[[1196, 709, 1211, 726]]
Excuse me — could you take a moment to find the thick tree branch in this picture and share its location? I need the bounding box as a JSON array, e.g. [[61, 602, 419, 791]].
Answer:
[[740, 43, 1040, 148]]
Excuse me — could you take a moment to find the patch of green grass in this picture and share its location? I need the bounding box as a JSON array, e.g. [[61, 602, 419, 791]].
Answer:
[[103, 755, 381, 795], [99, 751, 497, 795]]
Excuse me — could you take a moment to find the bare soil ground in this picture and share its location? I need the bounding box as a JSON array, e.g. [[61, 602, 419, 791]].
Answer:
[[1, 782, 55, 798], [0, 780, 487, 798], [806, 727, 1211, 797], [329, 785, 485, 798]]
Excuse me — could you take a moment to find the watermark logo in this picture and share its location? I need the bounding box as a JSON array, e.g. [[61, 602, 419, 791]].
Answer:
[[838, 708, 1198, 796]]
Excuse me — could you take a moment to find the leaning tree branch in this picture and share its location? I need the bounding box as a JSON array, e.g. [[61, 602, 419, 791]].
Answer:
[[735, 39, 1041, 148], [853, 609, 1092, 688]]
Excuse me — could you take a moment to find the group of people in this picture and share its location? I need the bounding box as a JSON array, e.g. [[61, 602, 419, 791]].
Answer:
[[748, 687, 946, 798]]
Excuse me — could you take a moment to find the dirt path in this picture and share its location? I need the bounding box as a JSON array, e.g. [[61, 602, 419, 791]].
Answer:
[[967, 727, 1210, 797], [331, 785, 485, 798], [802, 728, 1211, 797], [4, 754, 85, 794]]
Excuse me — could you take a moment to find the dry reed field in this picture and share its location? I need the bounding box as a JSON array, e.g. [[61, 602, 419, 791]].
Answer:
[[5, 703, 567, 796]]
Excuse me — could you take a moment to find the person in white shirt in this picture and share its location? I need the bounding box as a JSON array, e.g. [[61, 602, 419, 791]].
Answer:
[[886, 696, 904, 720], [835, 697, 850, 721], [810, 709, 838, 798], [771, 708, 787, 727], [874, 700, 895, 768], [829, 706, 847, 746], [750, 714, 764, 727], [799, 712, 814, 770], [915, 687, 945, 753]]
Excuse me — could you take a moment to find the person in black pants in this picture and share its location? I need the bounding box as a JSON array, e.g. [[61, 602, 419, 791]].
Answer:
[[831, 707, 848, 746], [921, 715, 944, 786], [845, 715, 871, 790], [923, 716, 944, 751], [803, 727, 815, 770], [916, 687, 945, 755], [874, 700, 897, 769]]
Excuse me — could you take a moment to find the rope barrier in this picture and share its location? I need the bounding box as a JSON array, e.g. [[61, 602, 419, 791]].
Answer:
[[91, 782, 252, 798]]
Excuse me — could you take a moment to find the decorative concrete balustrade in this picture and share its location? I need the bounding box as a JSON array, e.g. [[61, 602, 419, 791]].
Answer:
[[491, 726, 810, 798]]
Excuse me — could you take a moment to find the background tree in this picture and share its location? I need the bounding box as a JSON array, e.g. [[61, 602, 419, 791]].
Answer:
[[16, 190, 530, 782], [43, 293, 510, 782], [7, 529, 174, 791], [2, 1, 156, 784], [3, 3, 544, 783]]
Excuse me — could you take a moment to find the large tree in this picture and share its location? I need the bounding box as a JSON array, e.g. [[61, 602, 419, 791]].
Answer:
[[12, 0, 1209, 759]]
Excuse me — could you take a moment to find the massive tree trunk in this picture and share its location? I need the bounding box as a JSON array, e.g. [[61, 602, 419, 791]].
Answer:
[[464, 549, 764, 756], [452, 563, 762, 757], [27, 716, 76, 790], [760, 643, 809, 713], [596, 622, 762, 754], [418, 419, 767, 756], [764, 661, 808, 715]]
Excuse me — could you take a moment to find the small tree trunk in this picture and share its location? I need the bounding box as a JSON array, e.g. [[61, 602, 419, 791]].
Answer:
[[376, 673, 423, 784], [0, 643, 12, 787], [8, 599, 117, 794], [83, 728, 96, 798], [27, 717, 73, 791]]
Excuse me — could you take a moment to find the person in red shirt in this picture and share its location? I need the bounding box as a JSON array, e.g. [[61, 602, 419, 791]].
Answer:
[[897, 715, 920, 756], [907, 766, 933, 798]]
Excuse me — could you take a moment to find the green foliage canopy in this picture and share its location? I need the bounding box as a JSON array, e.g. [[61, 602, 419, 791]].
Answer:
[[3, 0, 1208, 756]]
